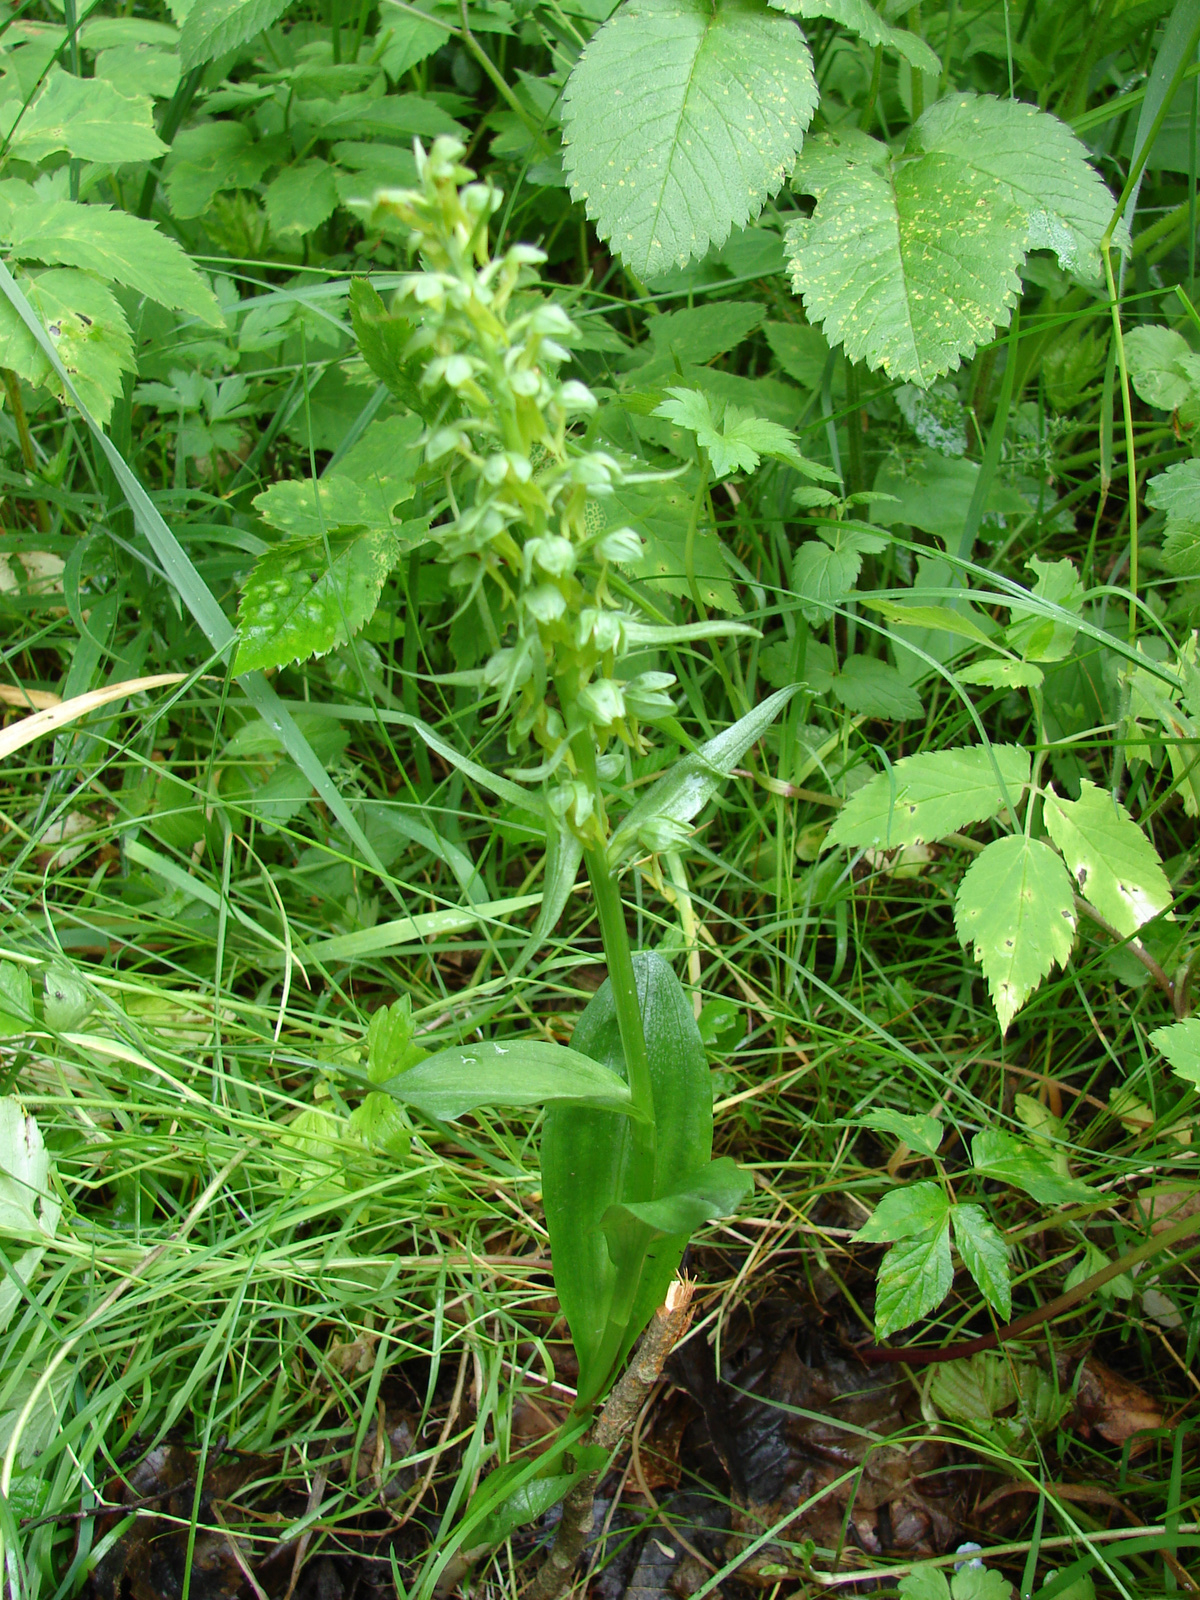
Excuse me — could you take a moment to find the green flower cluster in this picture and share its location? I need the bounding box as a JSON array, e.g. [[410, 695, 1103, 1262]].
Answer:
[[369, 137, 677, 834]]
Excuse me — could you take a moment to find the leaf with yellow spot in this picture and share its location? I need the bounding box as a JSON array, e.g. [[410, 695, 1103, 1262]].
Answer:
[[1043, 779, 1171, 939]]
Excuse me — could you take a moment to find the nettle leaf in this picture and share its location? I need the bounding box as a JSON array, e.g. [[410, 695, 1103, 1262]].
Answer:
[[1043, 779, 1172, 938], [2, 199, 222, 326], [827, 744, 1030, 851], [1146, 460, 1200, 576], [954, 834, 1076, 1033], [858, 1109, 943, 1156], [1150, 1017, 1200, 1086], [265, 159, 339, 237], [768, 0, 940, 72], [562, 0, 818, 279], [791, 523, 887, 622], [787, 94, 1120, 386], [856, 1181, 950, 1242], [180, 0, 293, 68], [234, 529, 407, 674], [380, 1040, 639, 1122], [1126, 325, 1195, 411], [0, 268, 134, 424], [6, 71, 166, 164], [950, 1202, 1011, 1319], [873, 1221, 953, 1339], [970, 1127, 1095, 1204]]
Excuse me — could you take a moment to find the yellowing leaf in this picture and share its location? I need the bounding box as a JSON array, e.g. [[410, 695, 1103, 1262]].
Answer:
[[827, 744, 1030, 850], [7, 71, 166, 164], [955, 834, 1076, 1033], [1043, 779, 1171, 937]]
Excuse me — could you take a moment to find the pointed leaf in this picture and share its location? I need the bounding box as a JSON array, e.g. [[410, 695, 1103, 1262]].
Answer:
[[955, 835, 1076, 1033], [827, 745, 1030, 851], [873, 1221, 953, 1339], [180, 0, 293, 67], [602, 1157, 750, 1244], [768, 0, 939, 71], [950, 1203, 1011, 1319], [857, 1109, 943, 1156], [380, 1040, 637, 1121], [0, 268, 133, 425], [609, 686, 798, 863], [562, 0, 818, 279], [0, 965, 34, 1039], [7, 71, 166, 163], [1150, 1017, 1200, 1085], [970, 1128, 1095, 1204], [1043, 779, 1172, 938]]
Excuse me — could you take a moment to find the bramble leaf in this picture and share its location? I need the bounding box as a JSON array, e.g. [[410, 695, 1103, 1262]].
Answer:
[[955, 835, 1076, 1033], [768, 0, 940, 72], [873, 1222, 953, 1339], [856, 1181, 950, 1242], [857, 1109, 943, 1156], [827, 745, 1030, 851], [1043, 779, 1172, 938], [180, 0, 293, 68], [0, 268, 134, 424], [562, 0, 818, 279], [950, 1202, 1011, 1319], [787, 94, 1121, 385]]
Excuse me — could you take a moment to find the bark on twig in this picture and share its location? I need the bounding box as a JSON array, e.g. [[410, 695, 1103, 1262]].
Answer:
[[524, 1278, 696, 1600]]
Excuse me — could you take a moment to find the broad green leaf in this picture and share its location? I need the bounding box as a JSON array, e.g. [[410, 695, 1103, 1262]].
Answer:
[[1150, 1016, 1200, 1085], [253, 474, 415, 539], [827, 744, 1030, 851], [602, 1157, 750, 1246], [769, 0, 940, 71], [349, 277, 430, 417], [1146, 460, 1200, 576], [899, 1570, 951, 1600], [607, 473, 739, 611], [470, 1474, 584, 1548], [6, 71, 166, 164], [42, 968, 89, 1032], [970, 1128, 1095, 1204], [377, 0, 447, 77], [872, 448, 1031, 540], [265, 159, 339, 237], [896, 380, 968, 456], [857, 1109, 943, 1156], [380, 1039, 638, 1121], [163, 122, 273, 219], [653, 386, 828, 479], [864, 598, 995, 649], [0, 965, 33, 1038], [928, 1351, 1017, 1425], [873, 1221, 953, 1338], [541, 954, 712, 1405], [234, 528, 408, 674], [831, 657, 923, 720], [791, 524, 887, 622], [857, 1181, 950, 1242], [94, 43, 182, 100], [1126, 325, 1195, 410], [562, 0, 818, 279], [950, 1202, 1011, 1319], [2, 199, 222, 325], [1065, 1242, 1133, 1301], [1005, 555, 1082, 662], [958, 659, 1045, 690], [953, 1572, 1012, 1600], [1043, 779, 1172, 937], [0, 268, 134, 424], [955, 835, 1076, 1033], [609, 686, 798, 863], [788, 94, 1120, 385], [633, 301, 766, 369], [180, 0, 293, 68]]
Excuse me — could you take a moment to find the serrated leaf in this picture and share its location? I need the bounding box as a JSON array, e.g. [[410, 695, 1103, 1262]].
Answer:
[[1150, 1017, 1200, 1085], [899, 1568, 952, 1600], [654, 385, 825, 478], [970, 1127, 1095, 1204], [858, 1108, 943, 1156], [928, 1351, 1017, 1425], [791, 524, 886, 621], [955, 835, 1076, 1033], [253, 473, 415, 539], [1126, 325, 1195, 410], [0, 965, 33, 1038], [163, 122, 272, 219], [873, 1221, 953, 1339], [787, 93, 1120, 386], [234, 529, 405, 674], [348, 277, 428, 416], [827, 744, 1030, 850], [768, 0, 940, 71], [950, 1203, 1010, 1319], [831, 657, 923, 719], [6, 71, 166, 164], [0, 268, 133, 425], [562, 0, 818, 279], [856, 1180, 949, 1242], [958, 659, 1044, 690], [2, 199, 222, 325], [1146, 460, 1200, 576], [1043, 778, 1171, 938], [180, 0, 292, 68], [265, 159, 339, 236]]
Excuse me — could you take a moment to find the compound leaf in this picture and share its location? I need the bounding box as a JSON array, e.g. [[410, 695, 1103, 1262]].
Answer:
[[787, 94, 1119, 386], [1043, 779, 1172, 938], [827, 744, 1030, 851], [950, 1202, 1011, 1319], [0, 268, 134, 424], [2, 199, 222, 325], [1150, 1017, 1200, 1086], [563, 0, 818, 279], [970, 1127, 1095, 1204], [955, 834, 1076, 1033], [857, 1181, 950, 1242], [6, 71, 166, 164]]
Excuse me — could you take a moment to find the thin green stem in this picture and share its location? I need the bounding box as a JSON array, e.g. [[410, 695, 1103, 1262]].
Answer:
[[3, 367, 49, 533]]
